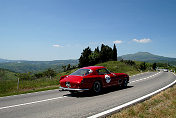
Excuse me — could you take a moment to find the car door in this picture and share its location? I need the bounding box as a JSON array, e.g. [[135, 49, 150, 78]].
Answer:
[[97, 68, 116, 87]]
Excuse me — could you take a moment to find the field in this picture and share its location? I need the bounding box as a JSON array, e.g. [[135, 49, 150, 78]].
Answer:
[[0, 69, 77, 97]]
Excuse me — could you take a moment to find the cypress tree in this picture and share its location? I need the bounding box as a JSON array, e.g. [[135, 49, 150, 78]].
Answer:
[[112, 44, 117, 61]]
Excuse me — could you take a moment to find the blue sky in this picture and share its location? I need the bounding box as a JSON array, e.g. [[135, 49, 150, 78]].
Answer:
[[0, 0, 176, 61]]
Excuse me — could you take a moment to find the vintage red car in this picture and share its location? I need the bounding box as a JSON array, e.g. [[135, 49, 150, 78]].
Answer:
[[59, 66, 129, 94]]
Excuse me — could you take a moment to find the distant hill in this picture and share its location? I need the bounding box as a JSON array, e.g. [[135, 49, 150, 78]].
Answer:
[[0, 59, 79, 73], [119, 52, 176, 65], [0, 58, 14, 63]]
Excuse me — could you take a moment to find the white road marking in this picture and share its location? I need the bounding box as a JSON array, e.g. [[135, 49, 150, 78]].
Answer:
[[129, 72, 146, 77], [0, 96, 67, 110], [88, 74, 176, 118], [130, 72, 160, 83], [0, 88, 60, 99]]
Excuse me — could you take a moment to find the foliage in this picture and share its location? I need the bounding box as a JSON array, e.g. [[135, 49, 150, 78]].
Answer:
[[121, 60, 136, 66], [43, 68, 56, 78], [16, 72, 33, 80], [99, 44, 113, 62], [62, 65, 67, 72], [34, 72, 43, 78], [139, 62, 147, 71], [15, 68, 57, 80], [79, 47, 92, 67], [62, 64, 77, 72], [78, 44, 118, 67], [67, 64, 71, 70], [112, 44, 117, 61], [152, 63, 157, 70], [96, 61, 142, 76]]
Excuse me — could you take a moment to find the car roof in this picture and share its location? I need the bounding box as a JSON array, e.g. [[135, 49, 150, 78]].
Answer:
[[80, 66, 106, 70]]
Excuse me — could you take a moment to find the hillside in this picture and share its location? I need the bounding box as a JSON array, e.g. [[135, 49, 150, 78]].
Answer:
[[0, 61, 148, 97], [119, 52, 176, 65], [0, 59, 79, 73], [96, 61, 141, 76], [0, 68, 17, 80]]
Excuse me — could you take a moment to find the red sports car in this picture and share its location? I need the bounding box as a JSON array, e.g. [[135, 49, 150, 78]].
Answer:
[[59, 66, 129, 94]]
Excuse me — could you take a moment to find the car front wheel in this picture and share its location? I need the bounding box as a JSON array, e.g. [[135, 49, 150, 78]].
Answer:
[[122, 78, 128, 88]]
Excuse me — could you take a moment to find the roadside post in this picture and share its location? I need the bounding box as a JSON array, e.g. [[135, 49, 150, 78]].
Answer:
[[17, 78, 19, 91]]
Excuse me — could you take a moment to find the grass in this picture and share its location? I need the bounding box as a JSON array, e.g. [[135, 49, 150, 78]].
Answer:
[[0, 77, 60, 97], [107, 84, 176, 118], [0, 61, 149, 97], [96, 61, 147, 76], [0, 68, 78, 97]]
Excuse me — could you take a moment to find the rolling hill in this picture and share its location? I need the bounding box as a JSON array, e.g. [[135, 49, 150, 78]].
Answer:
[[0, 59, 79, 73], [119, 52, 176, 65]]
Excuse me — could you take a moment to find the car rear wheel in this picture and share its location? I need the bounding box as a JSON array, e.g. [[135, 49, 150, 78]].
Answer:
[[92, 81, 101, 93]]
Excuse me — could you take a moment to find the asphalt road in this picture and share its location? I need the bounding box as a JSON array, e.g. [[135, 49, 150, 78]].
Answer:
[[0, 72, 175, 118]]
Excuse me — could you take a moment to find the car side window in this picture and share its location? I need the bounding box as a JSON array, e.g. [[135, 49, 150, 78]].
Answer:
[[97, 68, 111, 75]]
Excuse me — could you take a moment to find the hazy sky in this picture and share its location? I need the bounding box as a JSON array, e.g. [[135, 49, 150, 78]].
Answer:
[[0, 0, 176, 61]]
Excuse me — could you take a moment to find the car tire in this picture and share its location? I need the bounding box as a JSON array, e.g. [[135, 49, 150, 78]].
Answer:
[[118, 79, 123, 87], [92, 81, 102, 94], [122, 78, 128, 88]]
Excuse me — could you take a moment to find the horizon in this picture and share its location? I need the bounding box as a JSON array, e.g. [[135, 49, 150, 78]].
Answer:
[[1, 0, 176, 61], [1, 51, 176, 61]]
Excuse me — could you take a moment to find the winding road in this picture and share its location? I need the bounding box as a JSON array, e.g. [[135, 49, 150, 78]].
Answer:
[[0, 72, 176, 118]]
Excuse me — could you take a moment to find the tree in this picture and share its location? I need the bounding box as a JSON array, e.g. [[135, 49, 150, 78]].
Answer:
[[139, 62, 146, 71], [112, 44, 117, 61], [34, 72, 44, 79], [44, 68, 56, 78], [67, 64, 71, 70], [78, 44, 118, 67], [152, 63, 157, 70], [88, 47, 101, 65], [100, 44, 113, 62], [16, 72, 32, 80], [94, 46, 100, 53], [78, 47, 92, 67], [62, 65, 67, 72]]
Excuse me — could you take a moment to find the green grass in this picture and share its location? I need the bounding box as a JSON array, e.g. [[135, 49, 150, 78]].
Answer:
[[96, 61, 145, 76], [0, 61, 150, 97], [0, 77, 59, 97], [107, 84, 176, 118], [0, 68, 78, 97]]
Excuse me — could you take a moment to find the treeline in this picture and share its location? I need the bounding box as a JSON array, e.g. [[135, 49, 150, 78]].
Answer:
[[62, 64, 77, 72], [15, 68, 57, 80], [79, 44, 117, 67], [120, 59, 157, 71]]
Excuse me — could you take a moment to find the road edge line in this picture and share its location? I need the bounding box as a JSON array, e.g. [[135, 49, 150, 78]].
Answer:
[[0, 96, 67, 110], [87, 73, 176, 118]]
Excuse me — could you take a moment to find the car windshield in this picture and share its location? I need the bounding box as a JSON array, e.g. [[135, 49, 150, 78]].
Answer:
[[70, 69, 93, 76]]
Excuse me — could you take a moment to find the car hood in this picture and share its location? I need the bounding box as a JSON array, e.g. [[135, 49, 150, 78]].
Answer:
[[113, 73, 129, 77]]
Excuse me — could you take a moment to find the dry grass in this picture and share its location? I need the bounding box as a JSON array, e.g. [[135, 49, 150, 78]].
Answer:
[[108, 84, 176, 118]]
